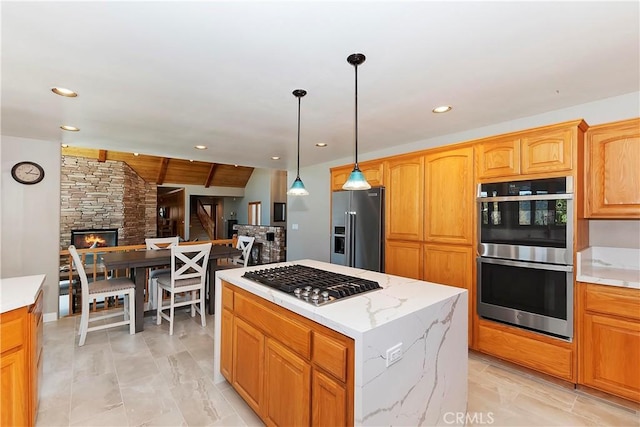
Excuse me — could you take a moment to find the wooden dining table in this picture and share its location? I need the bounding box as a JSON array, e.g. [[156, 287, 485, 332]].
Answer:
[[101, 245, 242, 332]]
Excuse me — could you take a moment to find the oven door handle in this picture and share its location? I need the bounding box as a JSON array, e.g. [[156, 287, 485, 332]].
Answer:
[[478, 256, 573, 272], [476, 193, 573, 202]]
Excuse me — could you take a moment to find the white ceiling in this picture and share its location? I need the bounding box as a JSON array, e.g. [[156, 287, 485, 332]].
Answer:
[[2, 1, 639, 170]]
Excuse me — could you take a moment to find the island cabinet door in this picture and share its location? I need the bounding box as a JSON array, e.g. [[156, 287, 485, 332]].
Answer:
[[312, 369, 347, 427], [221, 308, 234, 382], [264, 338, 311, 427], [232, 317, 264, 415]]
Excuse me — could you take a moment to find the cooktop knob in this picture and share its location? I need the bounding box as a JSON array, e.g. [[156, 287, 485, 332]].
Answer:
[[304, 286, 313, 292], [301, 290, 310, 298], [311, 293, 320, 302], [312, 288, 321, 294], [321, 291, 330, 300], [293, 288, 302, 297]]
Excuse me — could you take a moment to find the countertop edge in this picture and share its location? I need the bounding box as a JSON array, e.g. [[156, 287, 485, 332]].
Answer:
[[1, 274, 46, 314]]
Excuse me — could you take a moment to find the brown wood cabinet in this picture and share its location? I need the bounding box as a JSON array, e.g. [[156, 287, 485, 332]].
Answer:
[[233, 317, 265, 414], [222, 282, 354, 426], [475, 136, 521, 179], [578, 282, 640, 402], [424, 146, 474, 244], [264, 338, 311, 426], [584, 118, 640, 218], [384, 154, 424, 241], [476, 120, 586, 181], [424, 244, 473, 344], [330, 161, 384, 191], [521, 126, 574, 174], [385, 240, 423, 279], [477, 319, 575, 381], [0, 289, 43, 426]]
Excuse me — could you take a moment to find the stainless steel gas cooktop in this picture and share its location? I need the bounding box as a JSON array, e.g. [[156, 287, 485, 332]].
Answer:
[[242, 264, 381, 306]]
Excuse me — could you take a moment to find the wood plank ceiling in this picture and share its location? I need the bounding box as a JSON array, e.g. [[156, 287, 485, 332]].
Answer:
[[62, 147, 254, 188]]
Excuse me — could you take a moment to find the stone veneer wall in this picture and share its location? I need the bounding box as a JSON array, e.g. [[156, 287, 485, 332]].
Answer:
[[233, 224, 285, 264], [60, 156, 157, 248]]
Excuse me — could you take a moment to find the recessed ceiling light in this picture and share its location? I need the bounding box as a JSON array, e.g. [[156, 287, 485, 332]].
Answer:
[[51, 87, 78, 97], [133, 153, 139, 156], [60, 125, 79, 131], [315, 143, 327, 147], [234, 164, 238, 167], [432, 105, 452, 113], [189, 159, 194, 162], [61, 144, 68, 148], [271, 156, 280, 160], [194, 145, 207, 150]]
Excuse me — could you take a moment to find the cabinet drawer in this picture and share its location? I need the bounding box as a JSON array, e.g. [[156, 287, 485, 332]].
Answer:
[[313, 332, 348, 382], [235, 293, 311, 359], [477, 322, 574, 381], [584, 284, 640, 321], [222, 284, 234, 310], [1, 311, 25, 353]]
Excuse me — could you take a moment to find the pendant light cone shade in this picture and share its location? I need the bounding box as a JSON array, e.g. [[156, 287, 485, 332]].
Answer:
[[287, 89, 309, 196], [343, 53, 371, 191]]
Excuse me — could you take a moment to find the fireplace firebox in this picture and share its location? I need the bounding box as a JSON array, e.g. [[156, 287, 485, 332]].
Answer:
[[70, 229, 118, 249]]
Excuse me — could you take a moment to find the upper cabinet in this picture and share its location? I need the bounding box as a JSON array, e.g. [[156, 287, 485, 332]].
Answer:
[[424, 146, 474, 244], [476, 120, 586, 181], [330, 160, 384, 191], [584, 118, 640, 219], [475, 136, 521, 179], [384, 154, 424, 241]]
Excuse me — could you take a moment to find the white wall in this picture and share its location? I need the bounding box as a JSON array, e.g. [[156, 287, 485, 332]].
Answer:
[[1, 136, 61, 320], [237, 168, 272, 225], [286, 91, 640, 261]]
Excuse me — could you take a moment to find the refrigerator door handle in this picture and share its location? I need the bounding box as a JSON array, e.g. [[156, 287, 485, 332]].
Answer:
[[348, 212, 356, 267]]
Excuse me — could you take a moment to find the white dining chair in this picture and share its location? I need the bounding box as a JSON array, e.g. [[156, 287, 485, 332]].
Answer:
[[155, 242, 212, 335], [231, 236, 255, 267], [68, 245, 136, 346], [145, 236, 179, 310]]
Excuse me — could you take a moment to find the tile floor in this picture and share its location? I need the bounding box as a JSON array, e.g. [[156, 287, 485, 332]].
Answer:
[[37, 309, 639, 426]]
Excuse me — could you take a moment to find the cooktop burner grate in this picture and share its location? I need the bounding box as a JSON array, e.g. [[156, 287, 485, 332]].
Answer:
[[242, 264, 381, 305]]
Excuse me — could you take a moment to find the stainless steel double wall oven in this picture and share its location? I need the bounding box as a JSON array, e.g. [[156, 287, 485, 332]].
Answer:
[[477, 176, 574, 340]]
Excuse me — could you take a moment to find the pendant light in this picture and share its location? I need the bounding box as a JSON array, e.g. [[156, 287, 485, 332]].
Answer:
[[287, 89, 309, 196], [342, 53, 371, 191]]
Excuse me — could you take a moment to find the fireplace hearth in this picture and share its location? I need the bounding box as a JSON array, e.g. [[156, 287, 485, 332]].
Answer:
[[70, 229, 118, 249]]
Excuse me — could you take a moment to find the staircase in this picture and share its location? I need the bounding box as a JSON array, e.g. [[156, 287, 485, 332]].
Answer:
[[189, 214, 211, 241]]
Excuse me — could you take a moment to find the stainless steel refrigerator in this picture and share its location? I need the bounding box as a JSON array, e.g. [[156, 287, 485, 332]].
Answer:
[[330, 187, 385, 272]]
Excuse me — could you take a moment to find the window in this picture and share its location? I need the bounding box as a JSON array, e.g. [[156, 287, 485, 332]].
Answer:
[[248, 202, 261, 225]]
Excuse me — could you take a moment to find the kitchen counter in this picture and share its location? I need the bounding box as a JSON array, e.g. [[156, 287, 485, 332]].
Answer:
[[577, 247, 640, 289], [0, 274, 46, 313], [213, 259, 468, 426]]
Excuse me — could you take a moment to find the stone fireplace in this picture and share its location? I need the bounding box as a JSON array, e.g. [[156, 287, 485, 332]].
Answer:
[[60, 155, 157, 249]]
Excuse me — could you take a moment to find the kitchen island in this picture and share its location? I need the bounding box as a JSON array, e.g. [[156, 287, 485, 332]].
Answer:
[[213, 260, 468, 426]]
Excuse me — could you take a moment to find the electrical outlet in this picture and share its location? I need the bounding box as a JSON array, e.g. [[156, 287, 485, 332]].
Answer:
[[385, 343, 403, 367], [292, 224, 299, 230]]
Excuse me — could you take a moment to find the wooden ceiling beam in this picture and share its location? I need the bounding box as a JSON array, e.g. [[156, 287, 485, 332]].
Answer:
[[205, 163, 218, 188], [156, 157, 169, 185], [98, 150, 107, 162]]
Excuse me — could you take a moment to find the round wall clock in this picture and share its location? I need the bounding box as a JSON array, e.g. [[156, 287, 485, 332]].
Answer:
[[11, 161, 45, 185]]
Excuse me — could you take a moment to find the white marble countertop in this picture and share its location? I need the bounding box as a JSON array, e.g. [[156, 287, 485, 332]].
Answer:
[[215, 259, 466, 339], [0, 274, 45, 313], [577, 247, 640, 290]]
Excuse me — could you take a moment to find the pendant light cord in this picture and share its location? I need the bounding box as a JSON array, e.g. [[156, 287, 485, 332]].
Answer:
[[354, 63, 359, 168], [297, 95, 301, 178]]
